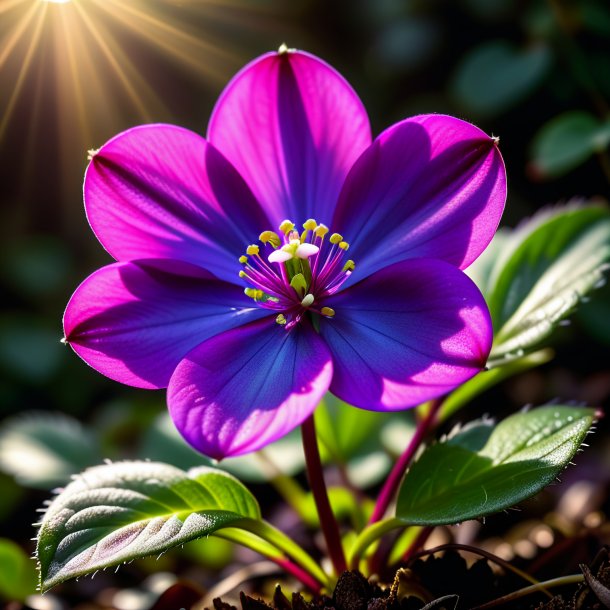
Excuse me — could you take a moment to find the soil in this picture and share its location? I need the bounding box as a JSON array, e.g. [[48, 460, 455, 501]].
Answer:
[[209, 548, 610, 610]]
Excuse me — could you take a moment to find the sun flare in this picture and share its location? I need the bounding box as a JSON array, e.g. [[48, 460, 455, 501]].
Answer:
[[1, 0, 276, 204]]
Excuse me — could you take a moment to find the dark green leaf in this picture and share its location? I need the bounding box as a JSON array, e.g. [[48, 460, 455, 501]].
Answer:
[[486, 205, 610, 364], [451, 41, 551, 117], [530, 112, 610, 179], [37, 461, 260, 591], [396, 406, 594, 525]]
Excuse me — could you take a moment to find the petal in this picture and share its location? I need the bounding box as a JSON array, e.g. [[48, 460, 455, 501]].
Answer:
[[319, 258, 492, 410], [85, 124, 269, 284], [332, 114, 506, 281], [64, 259, 268, 389], [207, 49, 372, 226], [168, 318, 333, 459]]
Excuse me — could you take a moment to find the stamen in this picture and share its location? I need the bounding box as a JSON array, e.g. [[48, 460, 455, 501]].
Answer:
[[301, 294, 315, 308], [259, 231, 281, 249], [279, 220, 295, 234], [315, 224, 329, 238], [239, 220, 355, 327]]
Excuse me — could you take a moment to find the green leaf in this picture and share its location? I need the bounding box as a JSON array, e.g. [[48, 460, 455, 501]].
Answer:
[[315, 394, 389, 463], [0, 412, 101, 489], [0, 538, 38, 601], [37, 461, 261, 592], [530, 112, 610, 179], [396, 406, 594, 526], [486, 205, 610, 364], [451, 41, 551, 117]]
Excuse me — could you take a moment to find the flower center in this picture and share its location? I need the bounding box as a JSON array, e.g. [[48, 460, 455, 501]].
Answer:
[[239, 219, 355, 329]]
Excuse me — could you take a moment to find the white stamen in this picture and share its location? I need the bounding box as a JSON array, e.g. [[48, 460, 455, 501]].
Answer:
[[268, 250, 293, 263], [301, 294, 315, 307], [295, 243, 319, 259]]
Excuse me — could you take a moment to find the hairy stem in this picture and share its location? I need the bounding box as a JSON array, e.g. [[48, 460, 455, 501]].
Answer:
[[302, 414, 347, 575], [369, 399, 443, 524]]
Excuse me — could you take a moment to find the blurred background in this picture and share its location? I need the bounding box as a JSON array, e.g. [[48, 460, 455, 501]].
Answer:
[[1, 0, 610, 607]]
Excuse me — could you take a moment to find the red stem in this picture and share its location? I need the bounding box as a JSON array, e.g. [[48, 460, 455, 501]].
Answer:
[[301, 414, 347, 575], [276, 558, 322, 593], [368, 399, 443, 525]]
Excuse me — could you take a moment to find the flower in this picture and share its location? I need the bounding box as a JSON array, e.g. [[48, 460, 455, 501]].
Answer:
[[64, 48, 506, 460]]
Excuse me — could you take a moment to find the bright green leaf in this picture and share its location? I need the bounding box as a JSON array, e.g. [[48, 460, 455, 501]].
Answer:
[[0, 538, 38, 601], [451, 41, 551, 117], [486, 205, 610, 364], [530, 112, 610, 179], [0, 412, 100, 489], [36, 461, 260, 592], [396, 406, 594, 525]]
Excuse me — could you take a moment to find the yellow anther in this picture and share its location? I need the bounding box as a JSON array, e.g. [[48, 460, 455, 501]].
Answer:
[[314, 224, 329, 238], [239, 270, 248, 279], [343, 260, 355, 272], [276, 314, 287, 325], [330, 233, 343, 244], [244, 288, 258, 299], [301, 294, 315, 308], [339, 241, 349, 251], [259, 231, 281, 249], [246, 244, 260, 256], [279, 220, 295, 234], [303, 218, 317, 231], [321, 307, 335, 318], [239, 255, 248, 264]]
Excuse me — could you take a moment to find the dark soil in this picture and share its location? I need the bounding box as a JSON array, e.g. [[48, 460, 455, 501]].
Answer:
[[210, 548, 610, 610]]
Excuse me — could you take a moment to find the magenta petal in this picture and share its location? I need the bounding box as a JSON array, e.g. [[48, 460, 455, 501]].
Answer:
[[207, 50, 372, 226], [332, 114, 506, 281], [85, 124, 269, 284], [64, 259, 268, 389], [168, 318, 333, 459], [319, 258, 492, 411]]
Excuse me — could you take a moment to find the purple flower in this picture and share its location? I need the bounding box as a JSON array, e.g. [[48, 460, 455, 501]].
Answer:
[[64, 49, 506, 460]]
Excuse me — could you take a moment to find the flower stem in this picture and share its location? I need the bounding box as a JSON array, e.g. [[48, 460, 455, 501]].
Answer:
[[234, 518, 331, 589], [347, 518, 404, 570], [215, 528, 322, 592], [301, 414, 347, 575], [368, 398, 443, 524]]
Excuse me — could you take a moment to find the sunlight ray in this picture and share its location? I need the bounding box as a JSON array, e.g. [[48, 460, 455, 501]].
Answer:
[[0, 4, 47, 140], [0, 2, 39, 71], [72, 1, 154, 122]]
